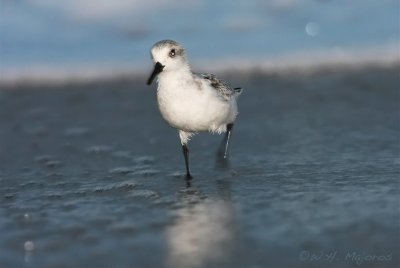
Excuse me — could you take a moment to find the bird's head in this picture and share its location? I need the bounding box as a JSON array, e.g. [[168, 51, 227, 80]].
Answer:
[[147, 40, 189, 85]]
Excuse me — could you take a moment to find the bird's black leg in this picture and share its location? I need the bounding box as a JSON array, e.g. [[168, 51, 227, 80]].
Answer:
[[217, 123, 234, 165], [182, 144, 193, 179]]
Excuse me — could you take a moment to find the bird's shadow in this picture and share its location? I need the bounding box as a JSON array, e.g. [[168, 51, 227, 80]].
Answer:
[[178, 171, 233, 204], [168, 168, 236, 268], [215, 155, 231, 170], [215, 144, 232, 171], [214, 129, 233, 170], [185, 177, 192, 188]]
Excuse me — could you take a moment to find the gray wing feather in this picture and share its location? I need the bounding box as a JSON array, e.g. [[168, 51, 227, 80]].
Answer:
[[200, 73, 242, 100]]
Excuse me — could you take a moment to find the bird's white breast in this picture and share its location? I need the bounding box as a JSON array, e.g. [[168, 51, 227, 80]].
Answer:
[[156, 72, 237, 133]]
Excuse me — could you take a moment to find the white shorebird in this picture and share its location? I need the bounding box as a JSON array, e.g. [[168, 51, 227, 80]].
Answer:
[[147, 40, 242, 179]]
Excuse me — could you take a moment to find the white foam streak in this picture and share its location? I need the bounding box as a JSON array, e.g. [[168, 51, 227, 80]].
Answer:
[[197, 43, 400, 74], [1, 43, 398, 86]]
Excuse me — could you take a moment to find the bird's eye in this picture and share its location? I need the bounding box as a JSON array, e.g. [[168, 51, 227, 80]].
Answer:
[[169, 49, 176, 57]]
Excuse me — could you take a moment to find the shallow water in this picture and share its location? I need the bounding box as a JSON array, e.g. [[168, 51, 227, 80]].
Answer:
[[0, 66, 399, 267]]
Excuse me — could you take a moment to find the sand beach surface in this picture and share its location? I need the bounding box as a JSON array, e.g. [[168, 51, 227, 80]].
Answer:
[[0, 63, 399, 267]]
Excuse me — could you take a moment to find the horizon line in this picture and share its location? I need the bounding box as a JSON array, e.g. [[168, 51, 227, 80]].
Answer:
[[1, 44, 398, 87]]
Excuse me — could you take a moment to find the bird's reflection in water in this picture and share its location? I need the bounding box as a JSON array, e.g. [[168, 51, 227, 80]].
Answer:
[[166, 178, 235, 268]]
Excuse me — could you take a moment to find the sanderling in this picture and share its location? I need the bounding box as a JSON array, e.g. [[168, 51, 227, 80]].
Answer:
[[147, 40, 242, 179]]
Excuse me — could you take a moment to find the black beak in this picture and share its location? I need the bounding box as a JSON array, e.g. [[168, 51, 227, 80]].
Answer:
[[147, 62, 164, 85]]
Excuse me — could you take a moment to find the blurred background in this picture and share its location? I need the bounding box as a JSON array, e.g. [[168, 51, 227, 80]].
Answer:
[[1, 2, 399, 268], [0, 0, 398, 82]]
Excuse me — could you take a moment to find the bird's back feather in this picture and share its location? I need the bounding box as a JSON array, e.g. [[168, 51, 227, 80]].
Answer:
[[199, 73, 243, 100]]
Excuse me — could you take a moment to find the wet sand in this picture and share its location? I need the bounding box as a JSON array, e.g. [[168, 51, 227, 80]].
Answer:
[[0, 64, 399, 268]]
